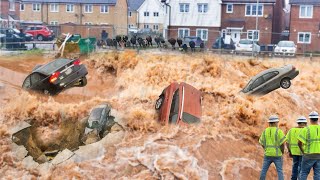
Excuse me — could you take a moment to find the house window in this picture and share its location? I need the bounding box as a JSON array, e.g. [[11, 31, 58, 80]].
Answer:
[[245, 4, 263, 16], [198, 3, 208, 13], [129, 11, 132, 17], [144, 24, 149, 29], [178, 28, 190, 38], [299, 5, 313, 18], [20, 3, 25, 11], [84, 4, 93, 13], [196, 29, 208, 41], [144, 12, 149, 16], [50, 21, 58, 25], [298, 32, 311, 44], [153, 24, 159, 30], [32, 3, 41, 12], [247, 30, 259, 40], [226, 4, 233, 13], [84, 22, 92, 25], [101, 5, 108, 13], [66, 4, 74, 12], [154, 12, 159, 17], [9, 0, 15, 11], [179, 3, 190, 13], [50, 4, 59, 12]]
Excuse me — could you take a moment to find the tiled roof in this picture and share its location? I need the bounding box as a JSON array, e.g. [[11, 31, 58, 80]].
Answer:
[[222, 0, 276, 3], [128, 0, 145, 11], [21, 0, 117, 4], [289, 0, 320, 5]]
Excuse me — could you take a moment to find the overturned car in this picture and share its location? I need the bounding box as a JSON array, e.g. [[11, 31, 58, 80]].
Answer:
[[155, 82, 202, 125]]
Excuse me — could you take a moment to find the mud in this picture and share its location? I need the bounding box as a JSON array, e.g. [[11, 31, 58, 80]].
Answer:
[[0, 51, 320, 179]]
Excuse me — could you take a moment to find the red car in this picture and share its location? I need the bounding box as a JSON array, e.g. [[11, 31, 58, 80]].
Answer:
[[155, 82, 202, 125], [25, 25, 54, 41]]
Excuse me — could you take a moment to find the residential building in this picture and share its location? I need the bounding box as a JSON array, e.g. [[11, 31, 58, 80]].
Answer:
[[127, 0, 144, 29], [19, 0, 128, 35], [221, 0, 285, 45], [289, 0, 320, 53], [165, 0, 222, 47], [137, 0, 165, 33], [0, 0, 21, 28]]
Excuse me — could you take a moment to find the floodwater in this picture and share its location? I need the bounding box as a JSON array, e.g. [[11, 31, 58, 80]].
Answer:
[[0, 50, 320, 179]]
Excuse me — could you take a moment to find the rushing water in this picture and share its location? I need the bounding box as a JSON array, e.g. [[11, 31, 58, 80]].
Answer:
[[0, 51, 320, 179]]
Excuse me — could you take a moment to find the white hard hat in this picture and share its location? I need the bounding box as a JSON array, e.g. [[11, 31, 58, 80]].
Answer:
[[268, 115, 279, 122], [296, 116, 307, 123], [309, 111, 319, 119]]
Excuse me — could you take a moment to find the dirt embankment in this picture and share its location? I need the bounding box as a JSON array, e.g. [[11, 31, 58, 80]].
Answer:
[[1, 51, 320, 179]]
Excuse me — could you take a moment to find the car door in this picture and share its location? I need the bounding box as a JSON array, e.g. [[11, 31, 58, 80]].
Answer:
[[29, 72, 47, 91], [179, 83, 201, 125], [249, 76, 266, 95], [261, 71, 280, 93]]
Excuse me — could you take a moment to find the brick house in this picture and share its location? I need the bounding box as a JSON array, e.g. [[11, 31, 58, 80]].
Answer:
[[127, 0, 144, 29], [19, 0, 128, 35], [0, 0, 21, 28], [165, 0, 222, 47], [289, 0, 320, 53], [221, 0, 285, 45]]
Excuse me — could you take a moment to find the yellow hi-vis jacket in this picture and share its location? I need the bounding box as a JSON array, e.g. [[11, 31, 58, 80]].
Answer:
[[259, 127, 286, 157], [297, 125, 320, 154], [287, 127, 303, 155]]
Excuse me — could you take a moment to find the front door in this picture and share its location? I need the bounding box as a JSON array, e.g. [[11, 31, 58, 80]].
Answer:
[[230, 30, 241, 43]]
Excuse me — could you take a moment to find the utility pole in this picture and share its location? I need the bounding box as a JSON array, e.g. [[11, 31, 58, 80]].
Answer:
[[161, 0, 171, 39], [252, 0, 259, 57]]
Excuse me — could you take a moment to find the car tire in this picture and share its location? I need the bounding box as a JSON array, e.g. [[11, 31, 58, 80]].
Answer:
[[155, 96, 164, 110], [280, 78, 291, 89], [37, 35, 44, 41], [80, 77, 87, 87]]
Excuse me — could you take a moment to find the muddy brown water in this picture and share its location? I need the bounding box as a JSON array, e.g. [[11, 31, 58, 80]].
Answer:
[[0, 51, 320, 179]]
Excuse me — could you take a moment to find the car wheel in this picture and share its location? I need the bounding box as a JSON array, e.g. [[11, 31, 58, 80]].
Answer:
[[80, 77, 87, 87], [280, 78, 291, 89], [37, 35, 44, 41], [155, 96, 164, 110]]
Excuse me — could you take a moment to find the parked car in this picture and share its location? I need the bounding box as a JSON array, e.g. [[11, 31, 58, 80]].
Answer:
[[13, 28, 33, 41], [235, 39, 260, 54], [155, 82, 202, 125], [212, 36, 235, 50], [22, 58, 88, 95], [138, 28, 152, 34], [182, 36, 204, 48], [128, 27, 139, 34], [83, 104, 115, 138], [0, 28, 26, 50], [274, 41, 296, 57], [25, 25, 54, 41], [241, 65, 299, 96]]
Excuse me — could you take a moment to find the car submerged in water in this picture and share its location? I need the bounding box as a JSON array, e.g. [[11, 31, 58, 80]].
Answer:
[[241, 65, 299, 96], [22, 58, 88, 95], [155, 82, 202, 125]]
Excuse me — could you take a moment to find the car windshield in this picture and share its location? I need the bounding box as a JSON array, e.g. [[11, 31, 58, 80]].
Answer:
[[239, 40, 252, 44], [88, 108, 104, 122], [242, 79, 253, 93], [278, 41, 295, 47], [169, 89, 179, 124], [37, 58, 70, 74], [13, 29, 20, 33]]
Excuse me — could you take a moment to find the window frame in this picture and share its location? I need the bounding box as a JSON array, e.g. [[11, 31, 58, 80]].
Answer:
[[9, 0, 15, 11], [153, 24, 159, 30], [100, 5, 109, 13], [84, 22, 92, 25], [20, 3, 25, 11], [144, 11, 149, 16], [250, 76, 265, 90], [245, 4, 263, 16], [66, 4, 74, 13], [297, 32, 311, 44], [262, 71, 279, 82], [198, 3, 208, 13], [50, 3, 59, 12], [50, 21, 58, 25], [179, 3, 190, 13], [84, 4, 93, 13], [129, 11, 132, 17], [153, 12, 159, 17], [226, 4, 233, 13], [32, 3, 41, 12], [196, 29, 208, 41], [247, 30, 260, 41], [178, 28, 190, 38], [144, 24, 149, 29], [299, 5, 313, 18]]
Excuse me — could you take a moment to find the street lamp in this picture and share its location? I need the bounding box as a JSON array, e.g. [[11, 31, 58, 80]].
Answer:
[[161, 0, 171, 38]]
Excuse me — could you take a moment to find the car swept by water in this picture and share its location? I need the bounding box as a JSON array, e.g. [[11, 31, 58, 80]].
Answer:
[[155, 82, 202, 125], [241, 64, 299, 96], [22, 58, 88, 95]]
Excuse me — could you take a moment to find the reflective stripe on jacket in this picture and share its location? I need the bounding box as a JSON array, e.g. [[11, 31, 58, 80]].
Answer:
[[287, 127, 303, 155], [259, 127, 286, 157], [298, 125, 320, 154]]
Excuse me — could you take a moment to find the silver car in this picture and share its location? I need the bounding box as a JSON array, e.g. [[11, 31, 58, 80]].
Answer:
[[235, 39, 260, 54], [241, 65, 299, 95], [274, 41, 297, 57], [84, 104, 115, 138]]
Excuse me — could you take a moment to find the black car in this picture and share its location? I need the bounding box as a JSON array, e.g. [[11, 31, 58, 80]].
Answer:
[[22, 58, 88, 95], [212, 37, 235, 50], [13, 28, 33, 41], [0, 28, 26, 49]]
